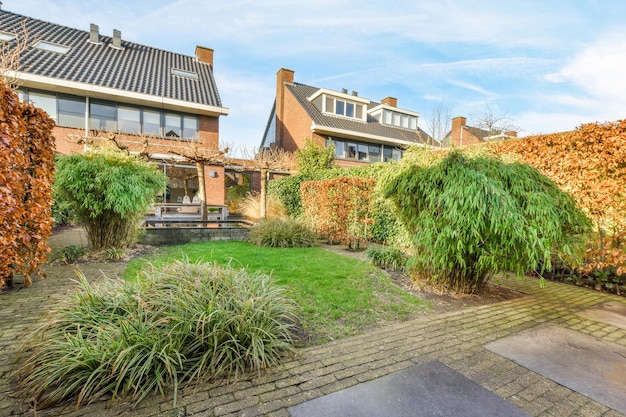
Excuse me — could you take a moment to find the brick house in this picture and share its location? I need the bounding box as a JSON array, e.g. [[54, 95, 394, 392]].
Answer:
[[261, 68, 432, 168], [443, 116, 517, 147], [0, 8, 230, 206]]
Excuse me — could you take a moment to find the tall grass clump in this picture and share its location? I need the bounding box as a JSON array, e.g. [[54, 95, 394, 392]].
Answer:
[[14, 259, 298, 409], [240, 193, 287, 222], [248, 218, 316, 248], [366, 246, 409, 273]]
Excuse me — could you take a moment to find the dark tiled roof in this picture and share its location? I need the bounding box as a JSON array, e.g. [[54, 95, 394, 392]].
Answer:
[[287, 82, 431, 145], [465, 126, 491, 140], [0, 9, 223, 108]]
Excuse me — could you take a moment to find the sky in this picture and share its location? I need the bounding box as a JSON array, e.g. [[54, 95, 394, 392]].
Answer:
[[8, 0, 626, 156]]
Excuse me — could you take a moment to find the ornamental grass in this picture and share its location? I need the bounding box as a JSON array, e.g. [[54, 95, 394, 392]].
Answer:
[[14, 259, 298, 409]]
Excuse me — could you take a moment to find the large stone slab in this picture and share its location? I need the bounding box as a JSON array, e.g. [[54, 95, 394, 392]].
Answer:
[[578, 301, 626, 330], [485, 323, 626, 414], [288, 360, 529, 417]]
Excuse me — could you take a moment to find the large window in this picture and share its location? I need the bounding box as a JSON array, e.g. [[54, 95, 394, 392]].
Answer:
[[327, 137, 402, 163], [18, 88, 199, 139], [382, 109, 418, 131], [324, 96, 364, 120], [118, 106, 141, 134], [58, 95, 85, 128], [28, 91, 57, 122], [89, 100, 117, 131], [165, 113, 181, 138], [143, 110, 161, 136], [183, 115, 198, 140]]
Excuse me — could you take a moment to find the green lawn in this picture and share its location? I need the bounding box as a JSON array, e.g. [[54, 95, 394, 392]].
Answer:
[[125, 241, 430, 343]]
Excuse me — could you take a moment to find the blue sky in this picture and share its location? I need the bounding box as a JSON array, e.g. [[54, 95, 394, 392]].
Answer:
[[9, 0, 626, 155]]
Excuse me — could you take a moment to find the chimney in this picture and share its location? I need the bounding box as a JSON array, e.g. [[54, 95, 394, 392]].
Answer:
[[275, 68, 295, 149], [342, 88, 348, 94], [382, 96, 397, 107], [352, 91, 358, 96], [451, 116, 467, 147], [89, 24, 99, 44], [195, 45, 214, 68], [112, 29, 122, 48]]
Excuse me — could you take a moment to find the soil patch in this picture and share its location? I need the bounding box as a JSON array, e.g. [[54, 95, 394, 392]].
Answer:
[[318, 242, 524, 315]]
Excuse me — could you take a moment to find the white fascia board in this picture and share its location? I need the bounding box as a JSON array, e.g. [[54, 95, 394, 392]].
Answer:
[[307, 88, 370, 105], [14, 72, 230, 117], [311, 123, 420, 147], [368, 103, 420, 118]]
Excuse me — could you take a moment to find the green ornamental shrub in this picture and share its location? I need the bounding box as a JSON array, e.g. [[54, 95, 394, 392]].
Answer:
[[54, 149, 167, 250], [14, 259, 298, 409], [384, 150, 591, 294], [248, 218, 316, 248]]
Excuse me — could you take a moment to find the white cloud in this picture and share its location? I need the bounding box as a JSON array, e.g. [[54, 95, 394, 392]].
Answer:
[[554, 33, 626, 101]]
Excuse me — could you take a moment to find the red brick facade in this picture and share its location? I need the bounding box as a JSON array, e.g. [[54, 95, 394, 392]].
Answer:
[[449, 117, 483, 147]]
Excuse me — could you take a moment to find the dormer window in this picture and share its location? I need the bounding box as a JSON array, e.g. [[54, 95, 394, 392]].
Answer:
[[33, 40, 71, 54], [326, 96, 363, 119], [381, 109, 418, 130], [308, 88, 369, 122]]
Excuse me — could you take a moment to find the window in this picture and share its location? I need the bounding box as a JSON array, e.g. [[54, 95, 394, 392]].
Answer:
[[336, 100, 345, 116], [165, 113, 181, 138], [33, 40, 71, 54], [382, 109, 418, 130], [329, 138, 345, 158], [89, 100, 117, 131], [171, 68, 199, 80], [368, 145, 381, 162], [118, 106, 141, 134], [183, 115, 198, 139], [347, 143, 357, 159], [383, 147, 393, 162], [58, 95, 85, 128], [28, 91, 57, 122], [357, 144, 368, 161], [383, 109, 392, 124], [346, 102, 355, 118], [325, 96, 362, 120], [143, 110, 161, 136], [0, 32, 15, 42], [392, 148, 402, 161]]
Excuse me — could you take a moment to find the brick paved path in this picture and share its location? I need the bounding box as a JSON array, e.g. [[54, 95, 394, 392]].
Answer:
[[1, 229, 625, 416]]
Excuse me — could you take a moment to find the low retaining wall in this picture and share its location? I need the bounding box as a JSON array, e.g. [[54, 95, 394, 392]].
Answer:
[[139, 226, 250, 246]]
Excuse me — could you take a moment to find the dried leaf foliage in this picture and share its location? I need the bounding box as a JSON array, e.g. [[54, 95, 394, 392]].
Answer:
[[489, 120, 626, 285], [0, 82, 55, 289], [301, 176, 376, 248]]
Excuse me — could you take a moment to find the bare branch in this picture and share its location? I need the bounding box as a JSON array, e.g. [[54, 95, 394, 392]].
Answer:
[[0, 20, 34, 88], [424, 101, 452, 145], [470, 103, 520, 139]]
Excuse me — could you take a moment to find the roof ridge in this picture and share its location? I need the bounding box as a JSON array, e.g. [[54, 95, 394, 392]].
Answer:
[[0, 9, 203, 63]]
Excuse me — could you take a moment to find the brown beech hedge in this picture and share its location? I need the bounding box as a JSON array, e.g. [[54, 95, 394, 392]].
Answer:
[[0, 82, 55, 289]]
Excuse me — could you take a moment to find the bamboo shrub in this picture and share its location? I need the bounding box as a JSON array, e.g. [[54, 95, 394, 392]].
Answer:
[[383, 149, 591, 294], [54, 149, 167, 250]]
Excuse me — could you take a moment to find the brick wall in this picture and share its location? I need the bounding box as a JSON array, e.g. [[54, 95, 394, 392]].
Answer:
[[204, 164, 225, 205], [450, 116, 482, 147]]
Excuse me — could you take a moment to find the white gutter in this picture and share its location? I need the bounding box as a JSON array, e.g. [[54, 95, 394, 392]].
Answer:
[[12, 71, 230, 117], [311, 123, 424, 147]]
